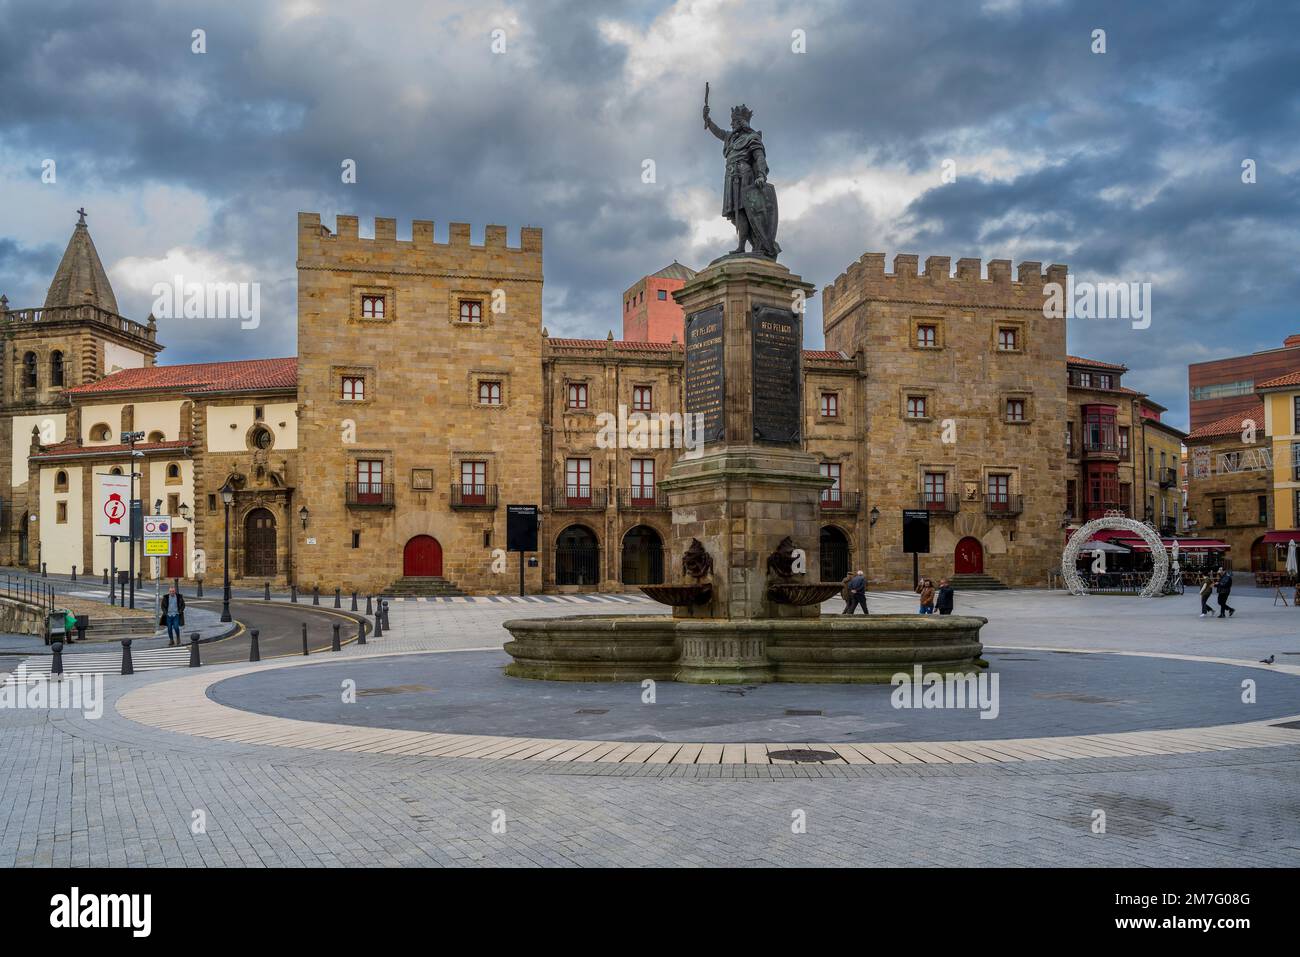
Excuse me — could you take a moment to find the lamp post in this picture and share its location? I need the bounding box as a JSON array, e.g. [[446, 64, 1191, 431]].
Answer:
[[122, 431, 145, 609], [220, 481, 234, 623], [299, 505, 309, 529]]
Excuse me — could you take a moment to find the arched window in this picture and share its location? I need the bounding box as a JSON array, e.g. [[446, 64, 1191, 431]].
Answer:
[[50, 351, 64, 387], [148, 430, 165, 443], [22, 352, 37, 388], [54, 470, 68, 492], [166, 462, 180, 480], [110, 466, 123, 476], [90, 423, 112, 442]]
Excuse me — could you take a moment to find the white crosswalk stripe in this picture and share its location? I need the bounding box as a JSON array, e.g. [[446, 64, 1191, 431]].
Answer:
[[18, 647, 190, 675]]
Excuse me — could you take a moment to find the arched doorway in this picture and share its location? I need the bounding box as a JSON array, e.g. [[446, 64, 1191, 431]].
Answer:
[[244, 508, 278, 577], [556, 525, 599, 586], [403, 535, 443, 577], [1250, 536, 1268, 573], [955, 536, 984, 574], [819, 525, 850, 581], [621, 525, 664, 584]]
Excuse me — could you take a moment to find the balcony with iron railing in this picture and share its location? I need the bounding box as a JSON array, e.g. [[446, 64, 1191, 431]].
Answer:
[[553, 486, 608, 510], [818, 490, 860, 513], [1081, 438, 1119, 459], [984, 494, 1023, 517], [450, 483, 498, 509], [617, 487, 668, 510], [918, 493, 959, 515], [1158, 467, 1177, 488], [345, 482, 394, 508]]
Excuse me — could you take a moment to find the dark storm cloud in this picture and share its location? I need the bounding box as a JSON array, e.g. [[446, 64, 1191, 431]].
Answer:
[[1, 0, 1298, 427]]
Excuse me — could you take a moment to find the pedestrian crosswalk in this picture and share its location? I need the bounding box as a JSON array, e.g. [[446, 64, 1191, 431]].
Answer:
[[386, 593, 655, 604], [17, 646, 190, 675]]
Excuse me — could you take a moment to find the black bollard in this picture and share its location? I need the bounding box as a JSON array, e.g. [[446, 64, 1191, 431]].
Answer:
[[188, 633, 201, 667], [301, 622, 309, 655], [312, 586, 319, 606], [373, 606, 383, 638], [350, 591, 357, 611], [249, 629, 260, 662], [120, 639, 134, 676], [102, 568, 108, 585], [41, 562, 47, 578], [291, 584, 298, 603], [381, 600, 390, 631], [357, 621, 366, 646], [71, 565, 77, 582], [51, 640, 64, 677], [196, 577, 204, 598], [334, 587, 341, 609], [264, 582, 271, 601], [331, 622, 341, 652], [365, 595, 373, 615], [136, 570, 142, 588]]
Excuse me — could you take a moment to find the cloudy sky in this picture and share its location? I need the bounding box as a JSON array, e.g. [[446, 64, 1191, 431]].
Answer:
[[1, 0, 1297, 430]]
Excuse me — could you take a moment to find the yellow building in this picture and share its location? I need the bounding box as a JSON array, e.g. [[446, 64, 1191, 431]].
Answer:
[[1258, 371, 1300, 549]]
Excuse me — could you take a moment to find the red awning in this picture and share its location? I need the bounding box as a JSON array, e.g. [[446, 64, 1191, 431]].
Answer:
[[1114, 537, 1229, 552], [1262, 530, 1300, 544]]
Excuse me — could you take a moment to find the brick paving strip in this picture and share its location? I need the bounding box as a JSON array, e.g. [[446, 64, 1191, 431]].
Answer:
[[115, 646, 1300, 766]]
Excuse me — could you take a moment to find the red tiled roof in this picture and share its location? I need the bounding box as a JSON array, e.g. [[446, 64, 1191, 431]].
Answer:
[[31, 440, 192, 460], [803, 350, 851, 361], [1256, 371, 1300, 390], [1067, 355, 1127, 371], [547, 338, 676, 351], [1186, 403, 1264, 441], [64, 358, 297, 397]]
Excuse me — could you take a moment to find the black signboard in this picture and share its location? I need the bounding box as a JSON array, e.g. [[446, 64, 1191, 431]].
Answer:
[[506, 504, 539, 552], [751, 303, 801, 444], [902, 509, 931, 554], [684, 303, 725, 445]]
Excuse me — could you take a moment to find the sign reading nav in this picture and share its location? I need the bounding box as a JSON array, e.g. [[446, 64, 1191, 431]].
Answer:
[[751, 303, 801, 444], [684, 303, 725, 445], [142, 516, 173, 556]]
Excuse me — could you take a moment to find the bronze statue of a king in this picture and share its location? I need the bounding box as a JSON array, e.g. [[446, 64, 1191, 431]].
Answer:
[[702, 95, 781, 260]]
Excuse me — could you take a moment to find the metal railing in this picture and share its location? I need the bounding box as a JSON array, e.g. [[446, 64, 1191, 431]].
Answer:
[[1158, 467, 1177, 488], [553, 487, 608, 510], [0, 574, 56, 613], [984, 494, 1024, 517], [918, 494, 959, 515], [345, 482, 394, 508], [449, 483, 498, 509], [617, 488, 668, 510], [819, 490, 861, 513]]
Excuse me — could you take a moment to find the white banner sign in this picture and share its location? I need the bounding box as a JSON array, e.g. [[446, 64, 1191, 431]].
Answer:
[[94, 473, 132, 537]]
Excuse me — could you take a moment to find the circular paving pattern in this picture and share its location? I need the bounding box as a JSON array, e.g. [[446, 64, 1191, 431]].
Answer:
[[207, 648, 1300, 743]]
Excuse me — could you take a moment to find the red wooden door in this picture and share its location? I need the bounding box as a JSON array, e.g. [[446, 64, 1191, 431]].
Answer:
[[166, 531, 185, 579], [403, 536, 442, 577], [955, 536, 984, 574]]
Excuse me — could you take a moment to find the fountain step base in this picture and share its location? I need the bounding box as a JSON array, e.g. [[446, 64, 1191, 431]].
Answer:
[[503, 614, 987, 684]]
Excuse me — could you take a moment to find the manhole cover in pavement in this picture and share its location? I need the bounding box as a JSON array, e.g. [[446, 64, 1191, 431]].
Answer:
[[784, 709, 823, 716], [575, 708, 608, 715], [768, 748, 840, 763], [357, 684, 435, 696]]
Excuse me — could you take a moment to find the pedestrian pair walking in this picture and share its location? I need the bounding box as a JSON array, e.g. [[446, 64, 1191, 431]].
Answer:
[[841, 570, 868, 614]]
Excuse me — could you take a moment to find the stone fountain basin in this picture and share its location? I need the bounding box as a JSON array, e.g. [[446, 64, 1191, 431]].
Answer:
[[502, 613, 987, 683], [640, 583, 713, 606], [766, 582, 843, 605]]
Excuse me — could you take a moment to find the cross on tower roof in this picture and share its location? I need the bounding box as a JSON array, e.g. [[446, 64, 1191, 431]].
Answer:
[[76, 208, 87, 225]]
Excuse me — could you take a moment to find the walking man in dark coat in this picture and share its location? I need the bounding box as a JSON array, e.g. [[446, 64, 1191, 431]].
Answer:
[[1215, 566, 1235, 618], [844, 570, 868, 615], [936, 578, 955, 615]]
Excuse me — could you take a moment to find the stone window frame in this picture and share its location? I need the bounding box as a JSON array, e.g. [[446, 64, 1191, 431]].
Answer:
[[901, 387, 933, 422], [451, 450, 497, 491], [165, 461, 183, 485], [54, 470, 69, 492], [348, 449, 393, 486], [994, 319, 1026, 354], [1001, 390, 1033, 426], [564, 377, 593, 414], [470, 370, 510, 410], [631, 383, 654, 413], [918, 464, 955, 503], [410, 468, 435, 491], [246, 423, 276, 451], [350, 284, 395, 325], [89, 422, 113, 443], [56, 500, 68, 524], [980, 465, 1021, 496], [910, 317, 944, 352], [332, 364, 375, 405], [816, 388, 843, 421], [450, 288, 495, 329]]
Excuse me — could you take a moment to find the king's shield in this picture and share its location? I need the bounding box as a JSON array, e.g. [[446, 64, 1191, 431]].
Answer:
[[743, 181, 780, 257]]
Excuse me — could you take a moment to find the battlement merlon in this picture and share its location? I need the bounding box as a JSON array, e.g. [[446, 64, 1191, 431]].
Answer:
[[821, 251, 1070, 321], [296, 212, 543, 262]]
